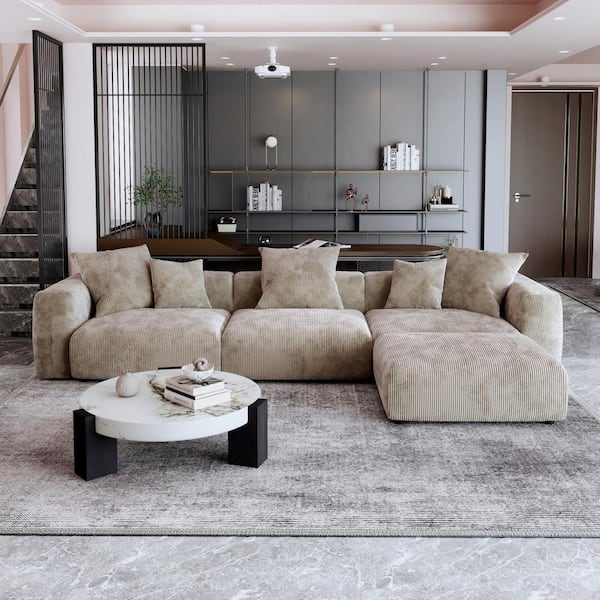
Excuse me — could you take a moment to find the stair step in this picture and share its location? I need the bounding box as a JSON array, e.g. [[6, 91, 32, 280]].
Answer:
[[24, 147, 36, 168], [0, 234, 38, 258], [0, 258, 39, 283], [0, 211, 37, 234], [0, 283, 38, 309], [16, 167, 36, 188], [9, 189, 37, 211], [0, 310, 32, 337]]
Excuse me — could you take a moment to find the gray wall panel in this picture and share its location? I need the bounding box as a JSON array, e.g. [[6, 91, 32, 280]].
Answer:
[[207, 71, 246, 170], [249, 75, 292, 169], [380, 71, 424, 152], [336, 72, 381, 169], [292, 72, 335, 170]]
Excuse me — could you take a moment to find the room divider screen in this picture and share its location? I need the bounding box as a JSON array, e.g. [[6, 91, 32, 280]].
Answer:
[[93, 44, 206, 243]]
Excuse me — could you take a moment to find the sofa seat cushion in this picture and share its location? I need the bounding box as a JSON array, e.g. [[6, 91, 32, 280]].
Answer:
[[69, 308, 230, 380], [222, 309, 372, 380], [373, 332, 568, 422], [366, 308, 519, 338]]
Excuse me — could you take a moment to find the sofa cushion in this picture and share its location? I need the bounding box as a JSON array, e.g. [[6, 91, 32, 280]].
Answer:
[[233, 271, 365, 311], [366, 308, 518, 338], [150, 258, 212, 309], [256, 247, 344, 309], [385, 259, 446, 309], [204, 271, 234, 312], [222, 309, 372, 380], [69, 308, 230, 379], [71, 244, 153, 317], [442, 246, 528, 318], [372, 332, 568, 422]]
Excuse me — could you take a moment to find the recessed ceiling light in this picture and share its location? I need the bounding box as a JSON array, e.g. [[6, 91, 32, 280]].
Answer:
[[27, 17, 43, 22], [329, 56, 338, 60], [226, 63, 235, 67], [438, 56, 447, 60], [191, 24, 205, 32], [380, 24, 394, 32], [559, 50, 570, 54], [553, 16, 566, 21], [220, 56, 230, 60], [380, 37, 393, 41], [191, 37, 203, 41], [328, 62, 337, 66], [509, 72, 516, 76], [430, 62, 439, 66]]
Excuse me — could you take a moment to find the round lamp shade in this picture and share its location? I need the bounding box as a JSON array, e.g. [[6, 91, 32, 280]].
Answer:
[[265, 136, 278, 148]]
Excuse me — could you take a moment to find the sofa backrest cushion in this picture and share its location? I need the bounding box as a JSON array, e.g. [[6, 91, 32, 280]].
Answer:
[[364, 271, 392, 311], [204, 271, 234, 312], [233, 271, 365, 312], [150, 258, 212, 308]]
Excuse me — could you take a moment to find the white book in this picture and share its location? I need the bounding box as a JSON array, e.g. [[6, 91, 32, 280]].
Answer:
[[293, 238, 351, 249], [252, 188, 260, 211], [383, 145, 391, 170], [428, 203, 459, 211], [164, 387, 231, 410], [267, 184, 275, 211], [396, 143, 407, 171], [404, 145, 412, 170], [165, 374, 225, 397], [258, 183, 268, 211], [274, 188, 283, 211], [389, 147, 398, 171], [411, 148, 420, 171], [247, 186, 254, 211]]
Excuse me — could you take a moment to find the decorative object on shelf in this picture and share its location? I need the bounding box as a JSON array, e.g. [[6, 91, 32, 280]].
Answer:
[[258, 234, 272, 247], [129, 165, 183, 238], [265, 135, 278, 170], [360, 194, 370, 212], [181, 357, 215, 382], [115, 372, 140, 397], [247, 183, 282, 211], [345, 183, 358, 211], [217, 216, 237, 232], [441, 185, 453, 205], [382, 142, 420, 171]]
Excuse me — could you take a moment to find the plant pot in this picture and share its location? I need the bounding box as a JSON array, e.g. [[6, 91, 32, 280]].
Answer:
[[144, 212, 162, 238]]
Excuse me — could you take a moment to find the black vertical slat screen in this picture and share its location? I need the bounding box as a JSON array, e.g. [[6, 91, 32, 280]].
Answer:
[[93, 43, 206, 241], [33, 31, 67, 287]]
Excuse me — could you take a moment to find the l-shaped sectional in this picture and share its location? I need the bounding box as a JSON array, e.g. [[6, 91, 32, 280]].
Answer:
[[32, 266, 568, 422]]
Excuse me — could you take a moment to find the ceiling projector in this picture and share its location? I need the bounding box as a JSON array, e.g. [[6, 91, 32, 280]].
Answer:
[[255, 46, 291, 79]]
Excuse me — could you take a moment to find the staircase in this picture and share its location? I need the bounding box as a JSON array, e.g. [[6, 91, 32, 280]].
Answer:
[[0, 139, 39, 337]]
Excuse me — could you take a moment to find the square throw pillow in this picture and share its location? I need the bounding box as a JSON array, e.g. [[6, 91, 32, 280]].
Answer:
[[150, 258, 212, 309], [71, 244, 153, 317], [442, 246, 528, 318], [385, 258, 447, 309], [256, 246, 344, 309]]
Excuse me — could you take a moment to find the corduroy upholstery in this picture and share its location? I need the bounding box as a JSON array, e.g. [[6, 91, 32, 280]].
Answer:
[[373, 332, 568, 422]]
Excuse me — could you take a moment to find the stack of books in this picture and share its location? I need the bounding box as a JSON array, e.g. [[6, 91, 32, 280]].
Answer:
[[246, 183, 283, 211], [163, 375, 231, 410], [382, 142, 420, 171]]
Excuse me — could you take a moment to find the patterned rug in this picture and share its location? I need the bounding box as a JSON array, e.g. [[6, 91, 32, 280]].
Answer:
[[1, 374, 600, 537], [541, 278, 600, 313]]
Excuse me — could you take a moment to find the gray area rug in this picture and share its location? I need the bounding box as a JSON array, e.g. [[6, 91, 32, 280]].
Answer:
[[541, 278, 600, 313], [2, 375, 600, 537]]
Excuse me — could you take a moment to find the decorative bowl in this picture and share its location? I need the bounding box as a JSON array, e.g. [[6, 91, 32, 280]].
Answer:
[[181, 363, 215, 381]]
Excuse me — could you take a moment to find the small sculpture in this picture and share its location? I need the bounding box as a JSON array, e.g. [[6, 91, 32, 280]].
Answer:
[[115, 372, 140, 397], [360, 194, 369, 212], [345, 184, 358, 212]]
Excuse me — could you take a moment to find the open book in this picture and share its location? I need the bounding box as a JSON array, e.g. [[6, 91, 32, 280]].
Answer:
[[293, 239, 351, 249]]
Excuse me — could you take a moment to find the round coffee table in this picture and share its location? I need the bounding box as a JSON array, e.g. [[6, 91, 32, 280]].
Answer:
[[73, 369, 267, 480]]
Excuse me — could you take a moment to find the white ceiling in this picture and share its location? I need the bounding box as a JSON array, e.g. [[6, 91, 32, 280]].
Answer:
[[3, 0, 600, 81]]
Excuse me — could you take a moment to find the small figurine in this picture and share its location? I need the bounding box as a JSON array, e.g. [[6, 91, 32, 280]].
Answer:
[[345, 184, 358, 211], [360, 194, 369, 212]]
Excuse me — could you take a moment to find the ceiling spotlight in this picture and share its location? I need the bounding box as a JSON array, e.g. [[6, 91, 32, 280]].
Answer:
[[226, 63, 235, 67], [509, 72, 516, 76], [328, 63, 337, 66], [438, 56, 447, 60], [380, 37, 393, 41], [553, 16, 566, 21], [220, 56, 230, 60], [380, 24, 395, 32], [329, 56, 338, 60], [558, 50, 570, 54], [27, 17, 43, 22], [190, 24, 205, 32], [430, 62, 439, 66]]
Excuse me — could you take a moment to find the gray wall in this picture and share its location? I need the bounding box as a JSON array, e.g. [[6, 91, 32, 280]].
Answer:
[[207, 69, 507, 249]]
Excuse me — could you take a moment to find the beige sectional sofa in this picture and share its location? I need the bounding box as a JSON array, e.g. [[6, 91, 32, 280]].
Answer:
[[32, 244, 568, 423]]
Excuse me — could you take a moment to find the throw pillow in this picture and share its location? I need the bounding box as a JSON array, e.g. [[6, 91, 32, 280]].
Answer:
[[384, 258, 447, 309], [441, 246, 528, 318], [71, 244, 153, 317], [150, 258, 212, 309], [256, 246, 344, 309]]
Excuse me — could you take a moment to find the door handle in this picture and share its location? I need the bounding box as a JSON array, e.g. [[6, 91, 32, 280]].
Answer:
[[512, 192, 531, 203]]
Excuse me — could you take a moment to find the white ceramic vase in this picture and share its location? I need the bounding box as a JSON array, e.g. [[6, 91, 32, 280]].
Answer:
[[115, 372, 140, 397]]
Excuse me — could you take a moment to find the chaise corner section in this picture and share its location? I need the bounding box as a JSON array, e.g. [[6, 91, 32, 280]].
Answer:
[[373, 332, 568, 422]]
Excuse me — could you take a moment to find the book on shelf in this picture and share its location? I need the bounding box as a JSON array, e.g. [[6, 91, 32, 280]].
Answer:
[[293, 238, 351, 249], [427, 203, 459, 211], [164, 375, 225, 397], [382, 142, 420, 171], [164, 387, 232, 410], [246, 183, 283, 212]]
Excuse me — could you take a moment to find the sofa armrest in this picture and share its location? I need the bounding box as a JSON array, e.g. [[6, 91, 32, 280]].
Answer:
[[32, 275, 93, 378], [503, 274, 563, 360]]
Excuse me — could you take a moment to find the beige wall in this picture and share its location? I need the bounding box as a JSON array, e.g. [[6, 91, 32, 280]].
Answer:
[[0, 43, 34, 219]]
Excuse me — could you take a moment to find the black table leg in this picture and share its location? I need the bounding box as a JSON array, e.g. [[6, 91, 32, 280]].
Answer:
[[228, 398, 268, 468], [73, 409, 118, 480]]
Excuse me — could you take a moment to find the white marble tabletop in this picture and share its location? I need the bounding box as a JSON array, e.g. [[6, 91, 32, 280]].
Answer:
[[79, 369, 261, 442]]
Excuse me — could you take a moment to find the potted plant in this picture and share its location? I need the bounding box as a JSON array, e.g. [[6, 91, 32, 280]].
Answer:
[[129, 166, 183, 238]]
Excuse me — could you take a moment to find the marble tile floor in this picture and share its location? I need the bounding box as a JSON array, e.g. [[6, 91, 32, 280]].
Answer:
[[1, 287, 599, 599]]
